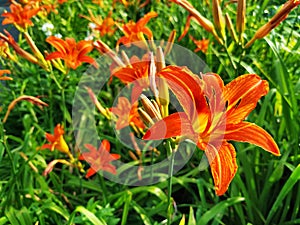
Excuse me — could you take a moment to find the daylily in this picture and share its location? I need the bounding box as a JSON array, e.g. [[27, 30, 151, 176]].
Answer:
[[111, 96, 145, 130], [40, 124, 70, 155], [1, 1, 40, 30], [190, 35, 209, 53], [112, 55, 150, 97], [45, 36, 98, 70], [0, 70, 12, 81], [82, 10, 116, 37], [117, 11, 158, 49], [144, 67, 280, 195], [79, 140, 121, 177]]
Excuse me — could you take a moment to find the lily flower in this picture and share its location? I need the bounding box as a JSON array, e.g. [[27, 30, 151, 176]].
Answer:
[[1, 1, 40, 30], [45, 36, 98, 70], [40, 124, 71, 156], [0, 70, 12, 81], [111, 96, 145, 130], [79, 140, 121, 177], [116, 11, 158, 50], [189, 35, 209, 53], [82, 10, 116, 37], [144, 67, 280, 195]]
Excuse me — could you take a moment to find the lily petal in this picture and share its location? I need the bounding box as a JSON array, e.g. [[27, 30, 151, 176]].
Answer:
[[225, 122, 280, 156], [224, 74, 269, 124], [205, 142, 238, 196], [143, 112, 196, 140]]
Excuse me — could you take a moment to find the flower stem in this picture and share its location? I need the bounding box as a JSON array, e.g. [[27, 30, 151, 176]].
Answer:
[[167, 139, 175, 225], [98, 173, 108, 205]]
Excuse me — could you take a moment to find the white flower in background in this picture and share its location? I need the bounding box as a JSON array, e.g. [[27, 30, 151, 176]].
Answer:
[[88, 22, 97, 29], [54, 33, 62, 38], [41, 23, 54, 36]]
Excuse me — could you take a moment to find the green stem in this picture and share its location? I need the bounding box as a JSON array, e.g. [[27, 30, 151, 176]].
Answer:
[[167, 140, 175, 225], [98, 173, 108, 205]]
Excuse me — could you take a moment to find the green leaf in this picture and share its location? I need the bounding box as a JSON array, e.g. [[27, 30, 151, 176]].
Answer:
[[68, 206, 107, 225], [188, 207, 196, 225], [198, 197, 245, 224], [266, 165, 300, 224]]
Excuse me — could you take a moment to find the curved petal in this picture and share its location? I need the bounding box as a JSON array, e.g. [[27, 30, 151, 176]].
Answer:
[[159, 66, 209, 122], [225, 122, 280, 156], [136, 11, 158, 28], [143, 112, 196, 140], [45, 52, 64, 60], [224, 74, 269, 124], [205, 142, 238, 196]]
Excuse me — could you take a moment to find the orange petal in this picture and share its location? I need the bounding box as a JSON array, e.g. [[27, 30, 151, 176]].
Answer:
[[205, 142, 238, 196], [143, 112, 196, 140], [225, 122, 280, 156], [224, 74, 269, 124], [137, 11, 158, 28], [159, 66, 208, 122], [100, 139, 111, 152]]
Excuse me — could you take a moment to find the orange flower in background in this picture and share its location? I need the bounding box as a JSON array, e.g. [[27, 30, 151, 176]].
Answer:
[[40, 124, 70, 155], [45, 36, 98, 69], [0, 70, 12, 81], [190, 35, 209, 53], [111, 97, 145, 130], [82, 10, 116, 37], [144, 67, 280, 195], [79, 140, 121, 177], [117, 11, 158, 49], [1, 1, 40, 29]]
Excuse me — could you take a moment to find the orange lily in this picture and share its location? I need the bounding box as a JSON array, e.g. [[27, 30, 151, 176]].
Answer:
[[111, 96, 145, 130], [79, 140, 121, 177], [82, 10, 116, 37], [40, 124, 70, 155], [117, 11, 158, 49], [45, 36, 97, 70], [189, 35, 209, 53], [112, 55, 150, 100], [0, 70, 12, 81], [1, 1, 40, 30], [144, 67, 280, 195]]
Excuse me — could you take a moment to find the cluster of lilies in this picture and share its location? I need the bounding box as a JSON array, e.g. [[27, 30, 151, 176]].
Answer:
[[1, 0, 299, 195]]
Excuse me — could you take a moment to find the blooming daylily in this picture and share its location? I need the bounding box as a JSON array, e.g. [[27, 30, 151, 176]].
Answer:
[[79, 140, 121, 177], [45, 36, 97, 70], [117, 11, 158, 49], [0, 70, 12, 81], [1, 1, 40, 30], [111, 96, 145, 130], [82, 10, 116, 37], [143, 66, 280, 195], [40, 124, 70, 155], [189, 35, 209, 53]]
